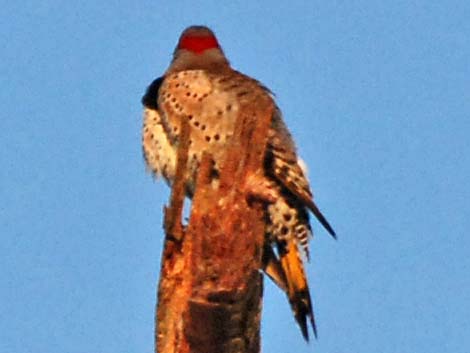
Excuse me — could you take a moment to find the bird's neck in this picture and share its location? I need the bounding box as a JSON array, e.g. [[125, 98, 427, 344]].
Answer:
[[167, 49, 230, 74]]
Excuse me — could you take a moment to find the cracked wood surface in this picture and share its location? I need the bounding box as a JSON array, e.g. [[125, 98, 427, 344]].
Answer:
[[156, 94, 274, 353]]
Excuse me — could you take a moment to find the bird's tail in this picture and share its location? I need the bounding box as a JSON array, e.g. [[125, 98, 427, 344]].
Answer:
[[279, 240, 317, 340]]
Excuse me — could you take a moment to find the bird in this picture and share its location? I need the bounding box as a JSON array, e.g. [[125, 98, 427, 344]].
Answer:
[[142, 25, 335, 341]]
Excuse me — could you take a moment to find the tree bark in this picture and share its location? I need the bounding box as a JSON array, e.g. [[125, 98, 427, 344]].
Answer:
[[156, 95, 274, 353]]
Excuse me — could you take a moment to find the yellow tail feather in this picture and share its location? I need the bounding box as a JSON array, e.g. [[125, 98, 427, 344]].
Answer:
[[279, 240, 317, 340]]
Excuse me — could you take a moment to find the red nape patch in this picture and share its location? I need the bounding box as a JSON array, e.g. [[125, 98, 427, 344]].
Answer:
[[178, 35, 219, 54]]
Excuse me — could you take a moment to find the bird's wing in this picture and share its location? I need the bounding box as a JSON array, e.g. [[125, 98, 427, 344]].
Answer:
[[267, 111, 336, 238]]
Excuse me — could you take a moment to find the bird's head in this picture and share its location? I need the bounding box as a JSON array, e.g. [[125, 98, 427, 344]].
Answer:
[[168, 26, 230, 72]]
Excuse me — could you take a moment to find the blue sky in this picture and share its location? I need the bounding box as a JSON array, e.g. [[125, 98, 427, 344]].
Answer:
[[1, 1, 469, 352]]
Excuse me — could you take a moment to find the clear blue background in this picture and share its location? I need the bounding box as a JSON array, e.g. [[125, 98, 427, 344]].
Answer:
[[2, 1, 469, 352]]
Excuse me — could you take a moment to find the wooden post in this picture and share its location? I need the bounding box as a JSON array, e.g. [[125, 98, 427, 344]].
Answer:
[[156, 94, 274, 353]]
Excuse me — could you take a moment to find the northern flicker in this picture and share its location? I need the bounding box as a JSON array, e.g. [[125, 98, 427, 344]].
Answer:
[[142, 25, 335, 340]]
